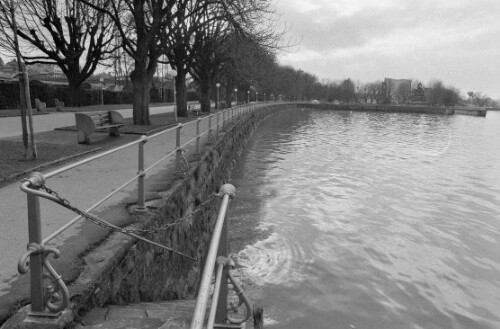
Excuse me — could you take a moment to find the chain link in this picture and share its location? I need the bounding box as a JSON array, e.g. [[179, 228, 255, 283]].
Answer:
[[178, 148, 190, 172], [39, 185, 220, 261], [41, 186, 218, 234]]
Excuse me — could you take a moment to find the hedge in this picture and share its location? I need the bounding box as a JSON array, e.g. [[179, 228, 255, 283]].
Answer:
[[0, 81, 188, 110]]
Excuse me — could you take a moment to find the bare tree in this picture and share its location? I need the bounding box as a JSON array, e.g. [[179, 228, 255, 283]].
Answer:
[[79, 0, 191, 124], [395, 83, 411, 104], [0, 0, 37, 159], [163, 0, 212, 117], [0, 0, 117, 106], [189, 3, 232, 113]]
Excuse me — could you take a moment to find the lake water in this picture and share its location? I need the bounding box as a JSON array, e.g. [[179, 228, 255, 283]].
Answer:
[[229, 109, 500, 329]]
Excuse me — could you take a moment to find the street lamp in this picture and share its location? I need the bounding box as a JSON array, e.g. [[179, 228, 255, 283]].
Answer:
[[234, 88, 238, 106], [256, 91, 259, 102], [264, 93, 266, 102], [216, 82, 220, 110], [171, 70, 177, 122], [247, 90, 250, 103]]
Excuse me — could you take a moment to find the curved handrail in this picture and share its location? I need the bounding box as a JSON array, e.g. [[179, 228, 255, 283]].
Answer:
[[189, 184, 236, 329]]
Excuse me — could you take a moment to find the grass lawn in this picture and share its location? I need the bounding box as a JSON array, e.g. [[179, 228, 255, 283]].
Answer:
[[0, 140, 97, 182]]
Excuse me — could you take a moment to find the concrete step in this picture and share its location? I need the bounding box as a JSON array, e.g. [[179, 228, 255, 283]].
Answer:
[[76, 299, 196, 329], [75, 299, 252, 329]]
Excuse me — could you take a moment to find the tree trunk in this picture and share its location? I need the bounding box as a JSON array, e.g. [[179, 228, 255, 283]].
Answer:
[[68, 82, 82, 107], [175, 72, 188, 117], [199, 81, 211, 113], [11, 0, 28, 159], [131, 68, 151, 125], [23, 69, 37, 159]]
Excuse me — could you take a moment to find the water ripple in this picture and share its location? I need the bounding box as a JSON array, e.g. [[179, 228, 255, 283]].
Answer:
[[230, 110, 500, 329]]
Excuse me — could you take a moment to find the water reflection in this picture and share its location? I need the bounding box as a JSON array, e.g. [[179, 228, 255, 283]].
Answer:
[[229, 109, 500, 329]]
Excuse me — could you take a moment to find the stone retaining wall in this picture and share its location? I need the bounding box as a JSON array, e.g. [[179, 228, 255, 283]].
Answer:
[[299, 103, 489, 117], [299, 103, 455, 115]]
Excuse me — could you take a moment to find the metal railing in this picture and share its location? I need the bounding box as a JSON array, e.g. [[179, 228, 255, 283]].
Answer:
[[17, 103, 271, 321], [189, 184, 252, 329]]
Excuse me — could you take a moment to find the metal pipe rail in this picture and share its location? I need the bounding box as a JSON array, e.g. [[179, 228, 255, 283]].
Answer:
[[190, 184, 236, 329]]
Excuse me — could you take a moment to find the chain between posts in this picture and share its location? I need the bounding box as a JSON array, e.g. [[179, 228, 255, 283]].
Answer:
[[39, 185, 220, 261], [178, 148, 190, 172]]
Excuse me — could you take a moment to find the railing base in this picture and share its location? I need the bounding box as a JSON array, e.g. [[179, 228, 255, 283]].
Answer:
[[1, 305, 73, 329], [23, 309, 73, 329], [132, 206, 148, 213], [214, 324, 244, 329], [27, 311, 61, 318]]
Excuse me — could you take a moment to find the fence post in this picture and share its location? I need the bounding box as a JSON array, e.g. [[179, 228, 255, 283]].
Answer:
[[196, 118, 201, 154], [27, 190, 45, 313], [137, 135, 148, 211], [216, 112, 219, 135], [222, 111, 225, 131], [208, 114, 213, 140], [176, 123, 183, 170]]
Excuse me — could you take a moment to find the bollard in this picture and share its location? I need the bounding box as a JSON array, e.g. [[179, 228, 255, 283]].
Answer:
[[137, 135, 148, 211], [176, 123, 183, 170]]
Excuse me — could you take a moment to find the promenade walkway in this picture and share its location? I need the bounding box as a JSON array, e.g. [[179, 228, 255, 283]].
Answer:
[[0, 104, 211, 322]]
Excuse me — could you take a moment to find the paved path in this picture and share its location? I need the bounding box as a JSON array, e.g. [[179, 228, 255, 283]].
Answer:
[[0, 107, 214, 320], [0, 105, 175, 138]]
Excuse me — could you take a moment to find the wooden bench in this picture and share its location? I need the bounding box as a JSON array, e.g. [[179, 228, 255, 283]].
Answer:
[[54, 98, 65, 112], [188, 104, 201, 116], [35, 98, 47, 113], [75, 110, 125, 144]]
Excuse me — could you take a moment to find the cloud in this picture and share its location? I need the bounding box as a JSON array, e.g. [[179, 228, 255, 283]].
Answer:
[[275, 0, 500, 98]]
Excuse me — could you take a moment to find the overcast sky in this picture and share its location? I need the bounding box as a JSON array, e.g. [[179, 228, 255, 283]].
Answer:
[[275, 0, 500, 99]]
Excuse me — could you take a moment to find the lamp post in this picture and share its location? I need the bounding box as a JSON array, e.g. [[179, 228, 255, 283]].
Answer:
[[171, 70, 177, 122], [216, 82, 220, 110], [247, 90, 250, 103], [264, 93, 266, 102], [256, 91, 258, 102], [234, 88, 238, 107]]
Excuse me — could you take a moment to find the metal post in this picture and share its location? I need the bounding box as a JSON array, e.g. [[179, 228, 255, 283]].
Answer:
[[222, 111, 225, 131], [196, 118, 201, 154], [208, 114, 213, 139], [137, 135, 148, 211], [176, 124, 182, 170], [216, 83, 220, 110], [216, 112, 219, 135], [27, 191, 45, 313], [215, 215, 229, 323]]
